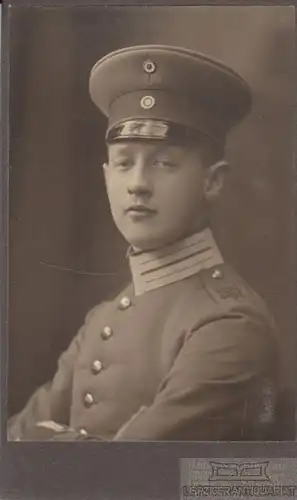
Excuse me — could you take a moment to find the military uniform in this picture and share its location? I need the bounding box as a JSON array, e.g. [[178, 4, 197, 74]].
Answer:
[[8, 45, 279, 441], [8, 229, 278, 441]]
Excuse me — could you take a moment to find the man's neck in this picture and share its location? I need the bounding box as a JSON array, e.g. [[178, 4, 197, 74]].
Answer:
[[128, 227, 223, 296]]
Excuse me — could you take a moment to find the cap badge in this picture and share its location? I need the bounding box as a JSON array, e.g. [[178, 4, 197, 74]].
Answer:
[[143, 60, 156, 74], [140, 95, 155, 110]]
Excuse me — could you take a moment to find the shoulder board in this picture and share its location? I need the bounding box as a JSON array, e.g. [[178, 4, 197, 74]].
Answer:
[[199, 263, 250, 305]]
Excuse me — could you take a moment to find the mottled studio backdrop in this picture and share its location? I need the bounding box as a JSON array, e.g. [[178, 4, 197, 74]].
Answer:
[[8, 6, 295, 421]]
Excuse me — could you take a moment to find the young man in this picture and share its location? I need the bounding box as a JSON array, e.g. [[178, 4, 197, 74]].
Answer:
[[8, 45, 278, 441]]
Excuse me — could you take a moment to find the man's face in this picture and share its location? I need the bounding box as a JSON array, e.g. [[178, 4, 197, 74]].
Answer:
[[103, 140, 216, 251]]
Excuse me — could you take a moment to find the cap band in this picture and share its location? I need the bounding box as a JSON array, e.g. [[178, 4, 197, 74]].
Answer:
[[106, 119, 215, 144], [106, 88, 227, 143]]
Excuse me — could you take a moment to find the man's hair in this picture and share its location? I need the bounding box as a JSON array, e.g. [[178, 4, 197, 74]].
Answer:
[[187, 133, 225, 168]]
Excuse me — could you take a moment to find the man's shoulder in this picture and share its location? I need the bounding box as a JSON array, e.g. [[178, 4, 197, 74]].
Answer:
[[198, 263, 266, 307], [178, 263, 275, 328], [82, 263, 274, 332]]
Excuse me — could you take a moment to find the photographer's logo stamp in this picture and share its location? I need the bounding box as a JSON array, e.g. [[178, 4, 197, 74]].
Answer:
[[180, 458, 297, 499], [209, 461, 270, 482]]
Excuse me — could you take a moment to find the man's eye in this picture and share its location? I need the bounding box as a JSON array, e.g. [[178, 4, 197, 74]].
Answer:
[[153, 159, 177, 169], [111, 158, 132, 169]]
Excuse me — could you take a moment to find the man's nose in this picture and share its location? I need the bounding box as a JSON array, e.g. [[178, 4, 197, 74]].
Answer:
[[127, 163, 152, 196]]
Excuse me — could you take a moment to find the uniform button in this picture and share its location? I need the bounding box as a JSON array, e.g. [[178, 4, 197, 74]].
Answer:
[[101, 326, 113, 340], [212, 268, 223, 279], [84, 392, 95, 407], [119, 296, 131, 310], [91, 359, 103, 374], [79, 428, 88, 436]]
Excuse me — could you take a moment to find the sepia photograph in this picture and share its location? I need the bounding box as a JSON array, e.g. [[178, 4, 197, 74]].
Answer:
[[6, 4, 296, 445]]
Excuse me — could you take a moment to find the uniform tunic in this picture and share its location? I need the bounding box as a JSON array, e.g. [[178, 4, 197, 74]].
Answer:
[[8, 229, 278, 441]]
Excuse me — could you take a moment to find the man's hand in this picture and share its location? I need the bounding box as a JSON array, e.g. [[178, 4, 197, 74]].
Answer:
[[13, 421, 103, 441]]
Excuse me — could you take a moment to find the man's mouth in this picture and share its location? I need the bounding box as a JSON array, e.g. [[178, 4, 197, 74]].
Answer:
[[125, 205, 157, 217]]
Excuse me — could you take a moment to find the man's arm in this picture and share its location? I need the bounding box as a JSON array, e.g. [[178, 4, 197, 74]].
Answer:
[[113, 312, 276, 441], [8, 305, 100, 441]]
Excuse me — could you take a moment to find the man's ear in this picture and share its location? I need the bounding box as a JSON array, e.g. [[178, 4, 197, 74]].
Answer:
[[203, 160, 229, 202], [102, 162, 109, 182]]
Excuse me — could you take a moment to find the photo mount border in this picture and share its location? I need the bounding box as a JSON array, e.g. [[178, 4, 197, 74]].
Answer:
[[1, 1, 296, 499]]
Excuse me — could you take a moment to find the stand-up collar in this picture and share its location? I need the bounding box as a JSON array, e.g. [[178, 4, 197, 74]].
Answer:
[[128, 228, 224, 296]]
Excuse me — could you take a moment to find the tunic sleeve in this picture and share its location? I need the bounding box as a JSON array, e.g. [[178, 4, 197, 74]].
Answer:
[[113, 311, 276, 441], [7, 305, 100, 441]]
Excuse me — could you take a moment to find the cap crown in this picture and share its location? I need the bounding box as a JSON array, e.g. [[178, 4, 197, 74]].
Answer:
[[89, 45, 252, 143]]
